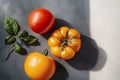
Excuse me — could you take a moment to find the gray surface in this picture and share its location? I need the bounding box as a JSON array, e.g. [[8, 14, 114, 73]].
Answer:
[[0, 0, 107, 80]]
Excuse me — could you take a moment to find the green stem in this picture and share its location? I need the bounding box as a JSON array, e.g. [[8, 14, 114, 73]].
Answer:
[[5, 46, 14, 61], [18, 31, 24, 38], [15, 35, 19, 41], [61, 36, 76, 51], [65, 31, 68, 39], [42, 49, 48, 56], [61, 40, 68, 47], [69, 36, 76, 41], [61, 40, 68, 51]]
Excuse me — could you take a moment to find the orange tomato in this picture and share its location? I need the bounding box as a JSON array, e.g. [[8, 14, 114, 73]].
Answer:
[[24, 50, 56, 80], [48, 36, 61, 47], [48, 26, 82, 60]]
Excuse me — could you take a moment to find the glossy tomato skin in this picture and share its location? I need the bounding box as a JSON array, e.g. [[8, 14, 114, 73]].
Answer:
[[50, 46, 62, 58], [28, 8, 54, 34], [48, 26, 82, 60], [61, 46, 75, 60], [24, 52, 56, 80], [48, 36, 61, 47]]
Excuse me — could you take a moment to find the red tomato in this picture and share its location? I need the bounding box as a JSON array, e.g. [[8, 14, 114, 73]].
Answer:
[[28, 8, 54, 34]]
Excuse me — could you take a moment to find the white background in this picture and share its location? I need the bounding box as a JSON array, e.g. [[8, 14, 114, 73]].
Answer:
[[90, 0, 120, 80]]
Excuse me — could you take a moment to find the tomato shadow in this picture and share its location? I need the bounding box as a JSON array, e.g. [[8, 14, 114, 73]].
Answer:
[[66, 35, 98, 70], [91, 47, 107, 71], [42, 18, 73, 39], [66, 35, 107, 71], [43, 18, 107, 71], [51, 61, 68, 80]]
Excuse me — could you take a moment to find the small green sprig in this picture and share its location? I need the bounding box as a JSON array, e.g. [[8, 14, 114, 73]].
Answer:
[[4, 16, 39, 61]]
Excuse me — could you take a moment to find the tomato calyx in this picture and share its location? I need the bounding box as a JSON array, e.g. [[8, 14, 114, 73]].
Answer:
[[60, 31, 76, 51], [41, 49, 48, 56]]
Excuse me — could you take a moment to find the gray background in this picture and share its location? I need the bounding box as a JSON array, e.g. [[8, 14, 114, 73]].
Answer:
[[0, 0, 108, 80]]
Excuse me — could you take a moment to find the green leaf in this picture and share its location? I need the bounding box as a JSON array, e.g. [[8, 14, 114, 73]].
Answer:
[[19, 31, 28, 38], [4, 16, 19, 35], [5, 36, 16, 44], [20, 35, 38, 45], [13, 43, 27, 55]]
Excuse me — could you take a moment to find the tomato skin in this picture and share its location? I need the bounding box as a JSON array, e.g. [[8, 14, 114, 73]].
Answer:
[[47, 57, 56, 79], [48, 36, 61, 47], [50, 46, 75, 60], [48, 26, 82, 60], [51, 30, 63, 40], [50, 46, 62, 58], [28, 8, 54, 34], [24, 52, 56, 80], [59, 26, 69, 38], [61, 46, 75, 60], [68, 38, 81, 52], [68, 29, 80, 38]]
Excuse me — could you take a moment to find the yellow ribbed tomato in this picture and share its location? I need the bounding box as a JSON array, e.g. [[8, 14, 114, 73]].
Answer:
[[48, 26, 82, 60]]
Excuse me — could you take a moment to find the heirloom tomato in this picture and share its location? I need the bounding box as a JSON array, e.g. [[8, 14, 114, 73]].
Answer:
[[48, 26, 82, 60]]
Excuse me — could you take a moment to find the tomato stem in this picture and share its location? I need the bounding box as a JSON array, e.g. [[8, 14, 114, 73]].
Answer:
[[61, 40, 67, 47], [61, 31, 69, 47], [5, 46, 14, 61], [65, 31, 68, 39], [42, 49, 48, 56], [61, 36, 76, 51], [69, 36, 76, 41]]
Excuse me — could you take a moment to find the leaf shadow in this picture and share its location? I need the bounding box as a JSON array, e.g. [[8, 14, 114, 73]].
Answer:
[[29, 40, 41, 46], [17, 21, 21, 34]]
